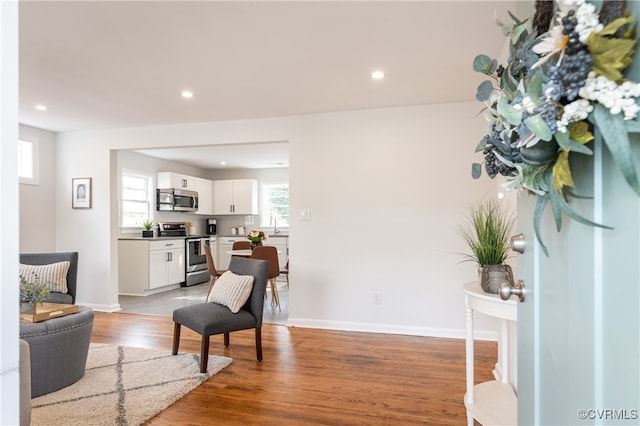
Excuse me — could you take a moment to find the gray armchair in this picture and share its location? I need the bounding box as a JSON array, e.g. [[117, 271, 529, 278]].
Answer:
[[172, 257, 269, 373], [20, 251, 78, 304]]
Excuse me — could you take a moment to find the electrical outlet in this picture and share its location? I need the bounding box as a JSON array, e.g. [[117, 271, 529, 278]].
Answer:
[[373, 292, 382, 305]]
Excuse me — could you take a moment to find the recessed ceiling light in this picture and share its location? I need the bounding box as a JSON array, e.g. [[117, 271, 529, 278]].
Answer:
[[35, 104, 48, 111], [181, 90, 194, 98], [371, 70, 385, 80], [220, 161, 227, 166]]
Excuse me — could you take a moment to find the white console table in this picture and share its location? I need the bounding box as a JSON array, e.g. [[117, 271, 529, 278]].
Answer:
[[463, 281, 517, 426]]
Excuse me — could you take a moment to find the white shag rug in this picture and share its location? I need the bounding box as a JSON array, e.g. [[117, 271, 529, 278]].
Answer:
[[31, 343, 232, 426]]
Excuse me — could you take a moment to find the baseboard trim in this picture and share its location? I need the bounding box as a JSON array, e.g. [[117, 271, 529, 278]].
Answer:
[[78, 302, 121, 313], [286, 317, 498, 341]]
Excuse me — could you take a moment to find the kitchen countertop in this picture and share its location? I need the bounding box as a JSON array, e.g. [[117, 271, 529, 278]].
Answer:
[[118, 236, 185, 241]]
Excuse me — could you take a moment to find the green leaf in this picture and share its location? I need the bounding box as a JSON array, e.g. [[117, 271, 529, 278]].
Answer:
[[511, 21, 529, 44], [569, 121, 594, 144], [552, 150, 574, 190], [475, 138, 486, 153], [588, 33, 636, 81], [555, 131, 594, 155], [533, 195, 550, 256], [546, 171, 612, 230], [527, 70, 543, 101], [551, 185, 613, 229], [500, 63, 519, 98], [599, 15, 634, 36], [524, 115, 553, 141], [591, 104, 640, 195], [471, 163, 482, 179], [476, 80, 494, 102], [497, 98, 522, 125], [473, 55, 497, 75]]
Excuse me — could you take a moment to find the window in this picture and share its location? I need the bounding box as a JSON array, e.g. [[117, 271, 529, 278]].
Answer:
[[120, 170, 153, 228], [18, 139, 39, 185], [261, 183, 289, 228]]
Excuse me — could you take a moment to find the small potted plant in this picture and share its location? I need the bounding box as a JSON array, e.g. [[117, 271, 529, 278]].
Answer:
[[142, 219, 154, 238], [246, 229, 268, 250], [458, 199, 515, 293], [20, 273, 50, 314]]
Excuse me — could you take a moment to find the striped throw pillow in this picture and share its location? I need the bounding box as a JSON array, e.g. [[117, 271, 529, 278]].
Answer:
[[19, 261, 70, 294], [210, 271, 254, 313]]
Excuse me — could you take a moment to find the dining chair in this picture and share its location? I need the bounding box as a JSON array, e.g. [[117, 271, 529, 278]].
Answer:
[[203, 243, 225, 302], [232, 241, 250, 250], [280, 258, 289, 288], [172, 257, 269, 373], [250, 246, 281, 311]]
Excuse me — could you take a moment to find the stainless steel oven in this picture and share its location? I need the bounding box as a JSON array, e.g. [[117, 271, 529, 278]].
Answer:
[[158, 222, 210, 287], [185, 236, 210, 287]]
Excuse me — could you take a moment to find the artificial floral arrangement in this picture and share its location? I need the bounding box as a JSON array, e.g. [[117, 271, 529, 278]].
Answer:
[[472, 0, 640, 254], [19, 273, 50, 305], [246, 229, 268, 243]]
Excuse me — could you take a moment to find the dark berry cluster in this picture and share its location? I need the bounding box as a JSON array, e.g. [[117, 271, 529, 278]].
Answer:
[[552, 10, 593, 101], [481, 125, 522, 178]]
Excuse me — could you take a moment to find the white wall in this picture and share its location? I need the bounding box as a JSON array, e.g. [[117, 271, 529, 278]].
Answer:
[[19, 124, 57, 252], [0, 1, 20, 423], [55, 101, 500, 337]]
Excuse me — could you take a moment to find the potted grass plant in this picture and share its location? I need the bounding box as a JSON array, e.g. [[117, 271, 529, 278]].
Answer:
[[142, 219, 154, 238], [458, 199, 515, 293], [20, 273, 50, 314]]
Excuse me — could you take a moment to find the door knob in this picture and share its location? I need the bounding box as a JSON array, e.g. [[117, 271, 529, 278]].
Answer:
[[500, 279, 526, 302], [510, 233, 526, 254]]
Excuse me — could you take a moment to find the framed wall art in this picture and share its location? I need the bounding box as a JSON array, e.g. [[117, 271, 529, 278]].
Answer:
[[72, 177, 92, 209]]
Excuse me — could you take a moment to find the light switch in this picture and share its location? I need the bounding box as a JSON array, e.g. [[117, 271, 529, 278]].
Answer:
[[299, 208, 311, 221]]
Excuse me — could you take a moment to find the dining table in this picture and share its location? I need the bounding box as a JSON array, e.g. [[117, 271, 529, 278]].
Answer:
[[226, 249, 282, 257]]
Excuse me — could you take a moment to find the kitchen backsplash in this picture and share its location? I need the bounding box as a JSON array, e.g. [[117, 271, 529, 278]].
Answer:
[[154, 212, 260, 236]]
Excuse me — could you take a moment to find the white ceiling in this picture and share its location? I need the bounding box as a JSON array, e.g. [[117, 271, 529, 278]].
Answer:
[[19, 1, 517, 169]]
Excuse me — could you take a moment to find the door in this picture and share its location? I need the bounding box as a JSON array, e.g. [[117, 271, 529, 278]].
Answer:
[[517, 17, 640, 424]]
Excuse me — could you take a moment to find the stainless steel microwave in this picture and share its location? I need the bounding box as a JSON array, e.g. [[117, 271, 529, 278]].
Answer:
[[157, 188, 198, 212]]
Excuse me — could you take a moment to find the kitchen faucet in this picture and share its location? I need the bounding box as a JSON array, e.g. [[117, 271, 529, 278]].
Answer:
[[270, 214, 279, 235]]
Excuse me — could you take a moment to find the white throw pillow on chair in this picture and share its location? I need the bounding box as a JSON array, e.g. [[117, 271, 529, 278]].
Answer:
[[209, 271, 254, 313]]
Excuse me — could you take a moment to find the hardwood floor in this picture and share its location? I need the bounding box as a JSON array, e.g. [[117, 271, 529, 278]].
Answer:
[[91, 312, 497, 425]]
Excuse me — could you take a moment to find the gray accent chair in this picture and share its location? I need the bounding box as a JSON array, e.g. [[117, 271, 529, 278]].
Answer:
[[172, 257, 269, 373], [19, 252, 94, 397], [20, 251, 78, 304]]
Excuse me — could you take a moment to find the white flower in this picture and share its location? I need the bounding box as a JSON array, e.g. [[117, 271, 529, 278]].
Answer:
[[532, 26, 566, 69], [579, 72, 640, 120], [557, 99, 593, 133], [521, 97, 537, 113], [574, 2, 602, 43]]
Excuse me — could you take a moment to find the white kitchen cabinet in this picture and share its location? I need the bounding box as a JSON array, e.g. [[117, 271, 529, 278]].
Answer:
[[213, 179, 258, 215], [217, 236, 247, 269], [195, 177, 214, 215], [157, 172, 196, 191], [118, 239, 185, 295]]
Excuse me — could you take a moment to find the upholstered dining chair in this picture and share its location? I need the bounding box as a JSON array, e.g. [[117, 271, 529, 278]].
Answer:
[[172, 257, 268, 373], [250, 246, 281, 311], [203, 243, 225, 302]]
